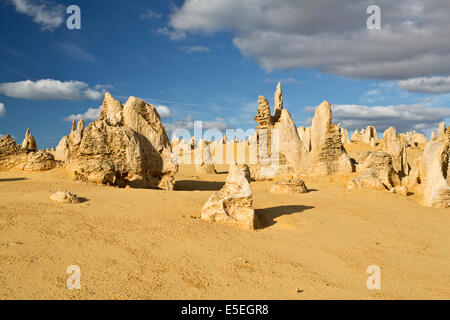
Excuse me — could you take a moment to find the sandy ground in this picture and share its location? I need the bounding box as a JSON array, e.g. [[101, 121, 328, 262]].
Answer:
[[1, 151, 449, 299]]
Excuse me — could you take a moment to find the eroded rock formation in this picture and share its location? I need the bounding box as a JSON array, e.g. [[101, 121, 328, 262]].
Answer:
[[54, 93, 178, 189], [201, 163, 258, 229]]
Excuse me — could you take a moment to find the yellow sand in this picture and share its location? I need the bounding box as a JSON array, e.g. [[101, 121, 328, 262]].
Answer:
[[0, 148, 449, 299]]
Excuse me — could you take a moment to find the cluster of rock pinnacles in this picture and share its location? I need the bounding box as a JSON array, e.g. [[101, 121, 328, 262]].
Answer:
[[1, 84, 449, 230]]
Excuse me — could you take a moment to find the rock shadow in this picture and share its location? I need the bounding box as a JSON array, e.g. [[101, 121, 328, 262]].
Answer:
[[256, 205, 314, 229], [0, 177, 28, 182], [174, 180, 225, 191]]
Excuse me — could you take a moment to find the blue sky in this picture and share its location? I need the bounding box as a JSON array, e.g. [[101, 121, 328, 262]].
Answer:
[[1, 0, 450, 148]]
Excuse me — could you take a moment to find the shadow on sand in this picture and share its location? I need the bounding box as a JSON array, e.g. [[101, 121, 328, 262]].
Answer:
[[256, 205, 314, 228], [0, 177, 28, 182], [174, 180, 225, 191], [77, 197, 89, 203]]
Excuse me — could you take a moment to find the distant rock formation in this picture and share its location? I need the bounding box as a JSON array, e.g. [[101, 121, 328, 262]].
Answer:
[[54, 93, 178, 189], [341, 127, 351, 145], [270, 177, 308, 194], [195, 140, 217, 174], [251, 84, 354, 179], [348, 151, 401, 191], [404, 129, 450, 208], [361, 126, 377, 145], [0, 130, 56, 171], [21, 128, 37, 152], [201, 163, 258, 230]]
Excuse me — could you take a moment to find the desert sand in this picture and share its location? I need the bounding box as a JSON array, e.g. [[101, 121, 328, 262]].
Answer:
[[1, 144, 449, 299]]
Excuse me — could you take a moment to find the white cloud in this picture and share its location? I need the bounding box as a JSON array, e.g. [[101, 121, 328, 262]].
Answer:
[[140, 9, 162, 20], [398, 76, 450, 94], [181, 46, 211, 54], [155, 105, 173, 118], [0, 79, 104, 101], [168, 0, 450, 80], [265, 77, 299, 84], [156, 27, 186, 41], [10, 0, 64, 31], [63, 107, 101, 122], [164, 116, 227, 133], [0, 103, 6, 117], [58, 43, 98, 64], [307, 103, 450, 133]]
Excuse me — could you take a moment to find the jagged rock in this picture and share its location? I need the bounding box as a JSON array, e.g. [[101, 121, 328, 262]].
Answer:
[[401, 146, 410, 176], [383, 127, 402, 158], [50, 190, 79, 204], [273, 82, 283, 122], [252, 85, 353, 179], [351, 129, 362, 142], [438, 121, 446, 138], [348, 151, 401, 191], [341, 127, 351, 145], [362, 126, 377, 144], [99, 92, 123, 126], [0, 134, 56, 171], [431, 131, 437, 141], [405, 135, 450, 208], [55, 93, 178, 189], [370, 137, 376, 147], [21, 128, 37, 152], [123, 96, 178, 189], [201, 163, 258, 230], [270, 177, 308, 194], [195, 140, 217, 174], [412, 132, 428, 145]]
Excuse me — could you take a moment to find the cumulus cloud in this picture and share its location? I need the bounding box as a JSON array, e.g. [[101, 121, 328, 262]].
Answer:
[[58, 43, 98, 64], [0, 79, 105, 101], [398, 76, 450, 94], [156, 27, 186, 41], [0, 103, 5, 117], [181, 46, 211, 54], [164, 116, 227, 133], [63, 107, 101, 122], [167, 0, 450, 79], [140, 9, 162, 20], [306, 104, 450, 133], [10, 0, 65, 31], [155, 105, 173, 118]]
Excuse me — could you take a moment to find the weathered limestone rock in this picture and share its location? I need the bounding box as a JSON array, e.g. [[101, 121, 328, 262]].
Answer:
[[412, 132, 428, 145], [99, 92, 123, 126], [123, 96, 178, 189], [395, 186, 408, 197], [401, 146, 410, 176], [348, 151, 401, 191], [341, 127, 351, 145], [310, 101, 332, 153], [297, 126, 312, 151], [370, 137, 376, 147], [438, 121, 446, 138], [362, 126, 377, 144], [273, 82, 283, 122], [270, 177, 308, 194], [383, 127, 402, 158], [351, 129, 362, 142], [405, 134, 450, 208], [0, 133, 56, 171], [431, 131, 437, 141], [55, 93, 178, 189], [50, 190, 79, 204], [195, 140, 217, 174], [201, 163, 258, 230], [21, 128, 37, 152]]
